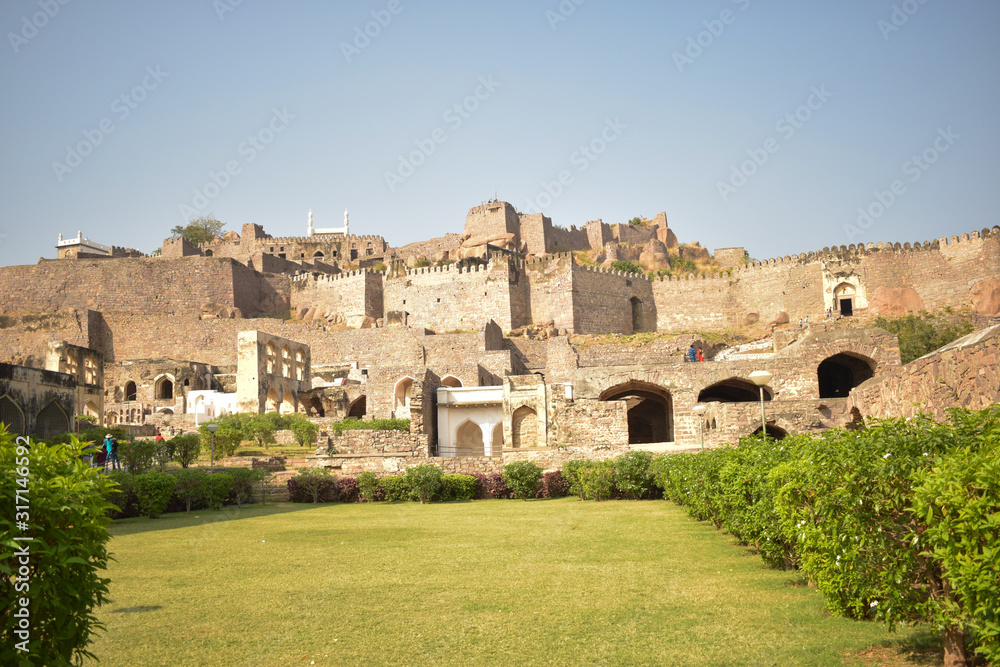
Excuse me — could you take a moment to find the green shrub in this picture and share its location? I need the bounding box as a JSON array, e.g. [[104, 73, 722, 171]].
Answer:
[[562, 459, 589, 499], [578, 461, 615, 501], [203, 472, 232, 510], [357, 471, 379, 502], [172, 469, 206, 513], [328, 418, 410, 435], [413, 257, 432, 268], [171, 434, 201, 468], [404, 463, 444, 504], [377, 475, 411, 503], [198, 419, 243, 458], [106, 471, 139, 519], [502, 461, 543, 500], [873, 312, 976, 364], [613, 451, 655, 499], [152, 439, 175, 470], [133, 471, 177, 518], [0, 433, 117, 665], [912, 412, 1000, 663], [290, 420, 320, 447], [437, 474, 477, 502], [227, 468, 258, 508], [610, 259, 644, 275], [121, 439, 156, 474], [295, 467, 333, 504]]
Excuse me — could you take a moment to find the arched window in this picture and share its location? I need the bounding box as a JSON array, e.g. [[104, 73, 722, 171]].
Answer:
[[266, 343, 277, 374], [84, 356, 98, 385], [155, 376, 174, 400], [491, 423, 503, 452], [455, 420, 485, 457], [124, 381, 137, 402], [65, 351, 78, 378], [600, 380, 673, 444], [818, 353, 876, 398], [511, 406, 538, 448], [295, 349, 305, 381], [313, 251, 324, 259], [36, 401, 69, 439], [0, 394, 26, 436], [281, 346, 291, 378], [394, 377, 415, 410], [441, 375, 463, 388]]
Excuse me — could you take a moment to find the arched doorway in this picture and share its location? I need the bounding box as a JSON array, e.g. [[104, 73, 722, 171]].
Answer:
[[265, 389, 279, 413], [833, 283, 857, 317], [455, 420, 484, 456], [348, 396, 366, 419], [753, 423, 788, 440], [630, 297, 643, 333], [491, 423, 503, 452], [308, 396, 325, 417], [394, 377, 415, 410], [441, 375, 463, 388], [36, 401, 69, 440], [281, 392, 296, 415], [313, 251, 324, 260], [511, 406, 538, 448], [818, 353, 876, 398], [83, 400, 99, 420], [600, 381, 673, 444], [697, 378, 772, 403], [155, 376, 173, 400], [124, 381, 137, 402], [0, 394, 26, 436]]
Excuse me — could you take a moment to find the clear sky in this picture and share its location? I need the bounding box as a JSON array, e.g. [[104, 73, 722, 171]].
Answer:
[[1, 0, 998, 268]]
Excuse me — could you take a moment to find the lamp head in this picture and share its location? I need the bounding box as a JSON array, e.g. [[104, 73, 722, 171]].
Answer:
[[748, 370, 773, 387], [692, 404, 709, 416], [206, 423, 220, 433]]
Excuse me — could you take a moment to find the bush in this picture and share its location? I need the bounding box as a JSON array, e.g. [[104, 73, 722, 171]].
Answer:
[[613, 451, 656, 499], [328, 418, 410, 435], [152, 438, 175, 470], [357, 471, 379, 502], [438, 474, 478, 502], [873, 312, 976, 364], [378, 475, 412, 503], [105, 471, 139, 519], [290, 420, 320, 447], [0, 433, 117, 665], [405, 463, 443, 504], [171, 434, 201, 468], [578, 461, 616, 501], [172, 469, 206, 513], [502, 461, 543, 500], [562, 460, 589, 499], [133, 471, 177, 518], [121, 439, 157, 474], [335, 477, 360, 503], [203, 473, 233, 510], [227, 468, 258, 508], [536, 470, 570, 499], [610, 259, 644, 275], [292, 467, 333, 504]]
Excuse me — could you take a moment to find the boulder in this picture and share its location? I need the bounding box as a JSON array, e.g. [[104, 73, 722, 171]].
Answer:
[[769, 311, 790, 326], [742, 310, 760, 326], [869, 287, 925, 316], [639, 238, 671, 271], [971, 278, 1000, 316]]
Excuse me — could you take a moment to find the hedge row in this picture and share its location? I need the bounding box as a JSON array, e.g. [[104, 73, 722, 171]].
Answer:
[[106, 468, 268, 519], [653, 407, 1000, 665]]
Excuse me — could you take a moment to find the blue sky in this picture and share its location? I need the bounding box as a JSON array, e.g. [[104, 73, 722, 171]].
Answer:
[[1, 0, 998, 267]]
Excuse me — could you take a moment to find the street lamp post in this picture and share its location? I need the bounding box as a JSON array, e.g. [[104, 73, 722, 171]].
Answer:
[[206, 423, 219, 470], [748, 371, 773, 438], [692, 404, 708, 452]]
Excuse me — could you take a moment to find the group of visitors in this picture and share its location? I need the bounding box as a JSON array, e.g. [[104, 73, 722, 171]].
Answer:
[[686, 345, 706, 362], [82, 433, 121, 471]]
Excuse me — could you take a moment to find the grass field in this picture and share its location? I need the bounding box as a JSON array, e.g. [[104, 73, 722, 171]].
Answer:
[[88, 498, 938, 666]]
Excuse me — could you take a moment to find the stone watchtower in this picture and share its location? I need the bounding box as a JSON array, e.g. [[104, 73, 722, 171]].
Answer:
[[463, 201, 521, 243]]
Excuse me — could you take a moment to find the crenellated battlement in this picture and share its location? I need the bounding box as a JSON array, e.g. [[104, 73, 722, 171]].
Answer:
[[575, 263, 652, 282]]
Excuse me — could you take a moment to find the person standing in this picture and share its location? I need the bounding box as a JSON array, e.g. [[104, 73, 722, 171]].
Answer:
[[696, 348, 705, 362], [687, 345, 697, 363], [108, 435, 121, 471]]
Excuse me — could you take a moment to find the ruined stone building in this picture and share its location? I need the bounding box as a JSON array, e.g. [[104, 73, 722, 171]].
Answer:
[[0, 201, 997, 474]]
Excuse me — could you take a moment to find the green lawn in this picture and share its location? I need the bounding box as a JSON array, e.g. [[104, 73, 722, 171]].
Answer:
[[88, 499, 936, 666]]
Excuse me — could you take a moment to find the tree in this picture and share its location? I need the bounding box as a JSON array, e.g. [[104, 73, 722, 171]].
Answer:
[[404, 464, 443, 504], [0, 432, 117, 665], [228, 468, 260, 509], [295, 467, 333, 504], [173, 469, 205, 513], [290, 420, 319, 448], [171, 434, 201, 468], [502, 461, 543, 500], [171, 215, 225, 246]]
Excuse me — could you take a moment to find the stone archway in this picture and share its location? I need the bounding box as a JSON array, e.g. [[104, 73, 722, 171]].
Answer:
[[281, 392, 296, 415], [124, 381, 137, 402], [818, 352, 876, 398], [265, 389, 279, 413], [348, 396, 366, 419], [394, 377, 415, 410], [753, 423, 788, 440], [154, 376, 174, 400], [0, 394, 26, 436], [491, 423, 503, 451], [36, 401, 69, 439], [455, 420, 484, 456], [600, 380, 673, 444], [510, 406, 537, 448], [833, 282, 857, 317], [441, 375, 463, 388], [698, 377, 772, 403]]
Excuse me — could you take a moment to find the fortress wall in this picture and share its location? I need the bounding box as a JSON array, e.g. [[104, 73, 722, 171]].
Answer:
[[518, 214, 551, 255], [572, 265, 656, 334], [384, 262, 515, 333], [290, 271, 383, 321], [464, 201, 520, 241], [394, 233, 464, 262], [524, 254, 575, 331], [651, 274, 739, 330], [0, 256, 241, 318], [613, 223, 657, 246], [586, 220, 613, 250]]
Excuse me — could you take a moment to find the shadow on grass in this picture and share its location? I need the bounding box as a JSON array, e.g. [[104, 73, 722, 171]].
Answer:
[[109, 502, 342, 536], [111, 605, 163, 614], [845, 626, 943, 666]]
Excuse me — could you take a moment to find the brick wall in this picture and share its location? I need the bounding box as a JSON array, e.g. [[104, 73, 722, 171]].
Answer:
[[572, 265, 656, 334]]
